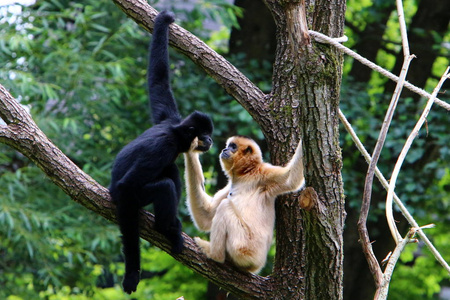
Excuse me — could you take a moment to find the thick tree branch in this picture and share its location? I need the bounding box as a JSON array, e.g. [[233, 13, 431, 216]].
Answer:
[[0, 85, 272, 299], [110, 0, 268, 124]]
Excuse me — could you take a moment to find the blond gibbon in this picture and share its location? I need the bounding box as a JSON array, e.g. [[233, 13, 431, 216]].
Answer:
[[184, 136, 304, 273]]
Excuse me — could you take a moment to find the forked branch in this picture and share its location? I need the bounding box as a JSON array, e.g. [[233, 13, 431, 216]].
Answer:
[[310, 0, 450, 297]]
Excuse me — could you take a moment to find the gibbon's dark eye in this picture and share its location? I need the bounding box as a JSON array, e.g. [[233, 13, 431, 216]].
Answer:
[[229, 143, 237, 151], [188, 127, 196, 136]]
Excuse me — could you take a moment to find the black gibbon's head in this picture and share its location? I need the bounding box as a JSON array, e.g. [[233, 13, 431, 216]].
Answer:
[[179, 111, 213, 152], [220, 136, 263, 176]]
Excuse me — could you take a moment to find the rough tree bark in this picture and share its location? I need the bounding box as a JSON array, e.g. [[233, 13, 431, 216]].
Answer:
[[0, 0, 346, 298], [262, 1, 346, 298]]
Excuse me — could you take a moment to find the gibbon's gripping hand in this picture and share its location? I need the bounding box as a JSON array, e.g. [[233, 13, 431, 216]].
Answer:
[[189, 137, 199, 152], [122, 270, 140, 294], [188, 135, 213, 153]]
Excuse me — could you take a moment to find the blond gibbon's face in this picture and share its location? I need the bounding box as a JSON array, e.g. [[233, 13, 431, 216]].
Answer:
[[220, 136, 262, 174]]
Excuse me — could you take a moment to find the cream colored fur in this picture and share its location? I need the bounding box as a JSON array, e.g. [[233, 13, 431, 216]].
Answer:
[[184, 136, 304, 273]]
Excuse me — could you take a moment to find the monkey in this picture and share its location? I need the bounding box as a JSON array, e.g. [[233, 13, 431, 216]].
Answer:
[[109, 11, 213, 294], [183, 136, 304, 273]]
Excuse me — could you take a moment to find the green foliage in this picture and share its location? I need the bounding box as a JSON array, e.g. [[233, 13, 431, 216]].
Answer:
[[389, 242, 449, 299], [169, 0, 243, 39], [0, 166, 120, 298], [138, 246, 208, 299], [0, 0, 253, 298]]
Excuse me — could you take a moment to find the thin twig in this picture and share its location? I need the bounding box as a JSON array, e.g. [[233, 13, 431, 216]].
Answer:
[[313, 16, 450, 278], [396, 0, 410, 57], [373, 0, 415, 247], [386, 67, 450, 243], [358, 52, 414, 287], [314, 23, 450, 276], [384, 56, 416, 245], [383, 0, 414, 247], [308, 30, 450, 111], [339, 110, 450, 275]]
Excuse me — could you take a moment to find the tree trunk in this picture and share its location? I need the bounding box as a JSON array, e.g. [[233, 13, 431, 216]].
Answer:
[[1, 0, 347, 298], [261, 1, 346, 298]]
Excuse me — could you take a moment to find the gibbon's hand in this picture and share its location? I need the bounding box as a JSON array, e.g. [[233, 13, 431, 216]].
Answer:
[[189, 137, 199, 152]]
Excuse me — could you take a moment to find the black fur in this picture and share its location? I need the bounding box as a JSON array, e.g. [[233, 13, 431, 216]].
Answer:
[[109, 11, 213, 294]]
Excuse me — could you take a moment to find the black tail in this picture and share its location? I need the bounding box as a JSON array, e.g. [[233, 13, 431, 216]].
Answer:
[[115, 191, 141, 294], [148, 11, 180, 125]]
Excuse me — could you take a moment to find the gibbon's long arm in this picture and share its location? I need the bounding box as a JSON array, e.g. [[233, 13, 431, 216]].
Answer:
[[147, 11, 181, 125], [264, 140, 304, 196], [184, 151, 230, 231]]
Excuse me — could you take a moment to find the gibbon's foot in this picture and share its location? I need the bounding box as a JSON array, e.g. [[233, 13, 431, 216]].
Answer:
[[194, 237, 210, 253], [170, 234, 184, 254], [194, 237, 225, 263], [168, 221, 184, 254], [155, 220, 184, 254], [122, 270, 140, 294]]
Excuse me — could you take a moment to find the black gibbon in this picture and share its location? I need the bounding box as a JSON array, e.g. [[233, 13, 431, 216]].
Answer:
[[184, 136, 304, 273], [109, 11, 213, 294]]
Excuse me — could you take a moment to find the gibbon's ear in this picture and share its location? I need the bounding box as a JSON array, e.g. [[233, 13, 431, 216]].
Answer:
[[244, 146, 253, 155]]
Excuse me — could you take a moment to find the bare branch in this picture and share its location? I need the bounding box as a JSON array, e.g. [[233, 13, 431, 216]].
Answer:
[[396, 0, 410, 58], [358, 0, 415, 282], [357, 55, 413, 287], [312, 21, 450, 284], [376, 229, 416, 300], [382, 54, 416, 245], [285, 0, 311, 54], [386, 67, 450, 244], [308, 31, 450, 111], [339, 109, 450, 276]]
